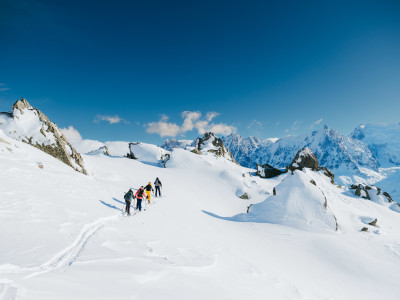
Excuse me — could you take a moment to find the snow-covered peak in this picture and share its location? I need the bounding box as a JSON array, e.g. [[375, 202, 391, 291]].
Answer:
[[191, 132, 238, 164], [0, 98, 87, 174], [351, 123, 400, 167]]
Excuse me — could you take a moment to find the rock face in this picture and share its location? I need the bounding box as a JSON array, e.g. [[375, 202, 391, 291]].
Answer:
[[289, 147, 319, 171], [319, 167, 335, 184], [256, 163, 283, 178], [191, 132, 238, 164], [0, 99, 87, 174]]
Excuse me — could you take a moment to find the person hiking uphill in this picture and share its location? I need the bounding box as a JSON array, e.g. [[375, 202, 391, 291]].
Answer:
[[124, 189, 134, 215], [135, 186, 147, 211], [154, 177, 162, 197], [144, 182, 154, 204]]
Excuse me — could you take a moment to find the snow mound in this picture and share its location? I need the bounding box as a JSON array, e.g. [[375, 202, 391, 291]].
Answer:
[[350, 183, 400, 213], [87, 146, 110, 156], [247, 170, 338, 232], [129, 142, 170, 165]]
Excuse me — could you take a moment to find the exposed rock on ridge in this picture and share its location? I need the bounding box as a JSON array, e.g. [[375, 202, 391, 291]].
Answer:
[[0, 98, 87, 174], [191, 132, 238, 164]]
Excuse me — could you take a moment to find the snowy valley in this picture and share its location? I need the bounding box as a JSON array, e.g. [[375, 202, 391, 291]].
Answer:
[[1, 100, 400, 299]]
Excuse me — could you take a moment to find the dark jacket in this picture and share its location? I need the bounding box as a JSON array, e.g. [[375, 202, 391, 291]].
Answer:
[[135, 188, 146, 199], [144, 184, 153, 192], [154, 178, 162, 187]]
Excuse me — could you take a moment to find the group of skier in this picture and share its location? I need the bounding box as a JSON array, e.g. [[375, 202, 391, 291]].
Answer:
[[123, 177, 163, 215]]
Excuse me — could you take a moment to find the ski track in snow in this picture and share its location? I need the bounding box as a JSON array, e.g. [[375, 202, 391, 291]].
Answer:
[[0, 213, 124, 279]]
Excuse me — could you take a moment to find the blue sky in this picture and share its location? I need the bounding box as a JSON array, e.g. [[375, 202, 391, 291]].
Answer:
[[1, 0, 399, 144]]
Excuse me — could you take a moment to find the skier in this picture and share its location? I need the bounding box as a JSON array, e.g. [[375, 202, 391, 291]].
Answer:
[[124, 189, 134, 215], [135, 186, 147, 212], [144, 182, 154, 204], [154, 177, 162, 197]]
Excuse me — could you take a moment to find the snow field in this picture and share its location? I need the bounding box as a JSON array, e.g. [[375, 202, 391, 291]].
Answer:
[[1, 137, 400, 299]]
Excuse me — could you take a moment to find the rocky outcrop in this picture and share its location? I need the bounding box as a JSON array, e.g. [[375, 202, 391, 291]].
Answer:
[[289, 147, 319, 171], [88, 146, 110, 156], [383, 192, 393, 203], [0, 98, 87, 174], [191, 132, 238, 164], [191, 148, 202, 155], [350, 183, 393, 203], [128, 141, 170, 168], [239, 193, 249, 199], [256, 163, 283, 178], [319, 167, 335, 184]]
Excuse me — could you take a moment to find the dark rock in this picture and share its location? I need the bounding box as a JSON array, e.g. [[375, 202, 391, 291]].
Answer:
[[310, 179, 317, 186], [352, 184, 370, 200], [365, 185, 372, 190], [256, 163, 283, 178], [192, 132, 238, 164], [239, 193, 249, 199], [319, 167, 335, 184], [361, 227, 369, 232], [161, 153, 171, 168], [191, 148, 202, 155], [368, 219, 377, 226], [247, 204, 252, 213], [289, 147, 319, 171], [383, 192, 393, 203]]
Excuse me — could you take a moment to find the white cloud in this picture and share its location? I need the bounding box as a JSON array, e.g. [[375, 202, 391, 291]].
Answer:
[[181, 111, 201, 132], [146, 111, 236, 137], [285, 120, 301, 133], [310, 118, 324, 129], [247, 119, 264, 129], [206, 112, 219, 122], [207, 123, 236, 135], [0, 83, 9, 92], [146, 116, 181, 137], [60, 125, 82, 141], [94, 114, 130, 124]]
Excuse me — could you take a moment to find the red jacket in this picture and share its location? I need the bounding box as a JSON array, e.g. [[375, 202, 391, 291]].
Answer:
[[135, 188, 147, 199]]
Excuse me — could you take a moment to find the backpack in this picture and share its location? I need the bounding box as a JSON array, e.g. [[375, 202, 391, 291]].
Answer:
[[137, 189, 144, 198], [124, 191, 132, 201]]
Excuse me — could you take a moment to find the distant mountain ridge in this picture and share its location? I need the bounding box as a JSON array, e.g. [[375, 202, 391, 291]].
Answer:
[[161, 123, 400, 187], [221, 125, 399, 172]]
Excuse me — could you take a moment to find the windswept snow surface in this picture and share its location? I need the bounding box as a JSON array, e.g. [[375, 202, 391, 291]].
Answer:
[[1, 133, 400, 299]]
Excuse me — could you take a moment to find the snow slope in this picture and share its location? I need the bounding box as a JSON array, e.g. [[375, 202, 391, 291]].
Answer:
[[1, 134, 400, 299]]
